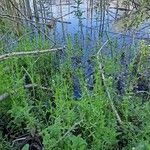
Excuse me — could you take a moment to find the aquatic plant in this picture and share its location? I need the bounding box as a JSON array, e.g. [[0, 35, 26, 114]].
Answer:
[[0, 0, 150, 150], [0, 34, 150, 149]]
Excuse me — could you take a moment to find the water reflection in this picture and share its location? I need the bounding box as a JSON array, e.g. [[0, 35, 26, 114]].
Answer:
[[30, 0, 150, 52], [1, 0, 150, 99], [1, 0, 150, 51]]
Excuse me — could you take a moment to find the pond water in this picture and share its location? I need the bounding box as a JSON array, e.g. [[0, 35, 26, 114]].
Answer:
[[25, 0, 150, 61], [35, 0, 149, 98], [2, 0, 150, 54], [1, 0, 150, 99], [48, 0, 150, 48]]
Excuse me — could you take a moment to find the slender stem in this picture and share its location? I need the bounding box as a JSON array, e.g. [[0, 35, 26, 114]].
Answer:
[[97, 40, 123, 125], [0, 47, 63, 62]]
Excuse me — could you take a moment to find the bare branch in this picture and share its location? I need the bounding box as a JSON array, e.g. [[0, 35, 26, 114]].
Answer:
[[0, 47, 63, 62], [97, 40, 123, 125], [24, 84, 51, 91]]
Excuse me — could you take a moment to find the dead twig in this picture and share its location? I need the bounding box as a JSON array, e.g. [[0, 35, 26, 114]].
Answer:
[[109, 7, 131, 11], [0, 47, 63, 62], [97, 40, 123, 125], [11, 137, 27, 147], [0, 14, 71, 25], [24, 84, 51, 91]]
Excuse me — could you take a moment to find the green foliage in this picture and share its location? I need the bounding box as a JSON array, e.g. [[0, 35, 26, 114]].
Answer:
[[0, 36, 150, 150], [0, 132, 11, 150], [22, 144, 29, 150]]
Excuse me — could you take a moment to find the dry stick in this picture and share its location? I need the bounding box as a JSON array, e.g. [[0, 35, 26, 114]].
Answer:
[[0, 50, 57, 101], [32, 10, 75, 23], [0, 47, 63, 62], [8, 0, 56, 48], [97, 40, 122, 125], [24, 84, 51, 91], [0, 14, 72, 25], [56, 11, 75, 20], [109, 7, 131, 11], [11, 137, 27, 147]]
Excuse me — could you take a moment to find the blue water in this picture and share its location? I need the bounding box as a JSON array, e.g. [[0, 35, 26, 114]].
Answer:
[[52, 2, 150, 99], [1, 0, 150, 99]]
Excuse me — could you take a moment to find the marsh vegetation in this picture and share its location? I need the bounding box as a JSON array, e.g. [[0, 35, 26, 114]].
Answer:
[[0, 0, 150, 149]]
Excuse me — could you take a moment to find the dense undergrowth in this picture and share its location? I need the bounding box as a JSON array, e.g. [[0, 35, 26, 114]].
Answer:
[[0, 35, 150, 150]]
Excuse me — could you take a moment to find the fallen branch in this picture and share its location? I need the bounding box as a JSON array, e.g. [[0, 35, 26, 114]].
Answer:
[[0, 47, 63, 62], [109, 7, 131, 11], [24, 84, 52, 91], [97, 40, 123, 125], [0, 14, 72, 25], [11, 137, 27, 147]]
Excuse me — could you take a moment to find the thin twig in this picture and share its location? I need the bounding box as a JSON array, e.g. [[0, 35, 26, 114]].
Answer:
[[97, 40, 123, 125], [0, 14, 71, 25], [11, 137, 27, 147], [109, 7, 131, 11], [24, 84, 51, 91], [0, 47, 63, 62]]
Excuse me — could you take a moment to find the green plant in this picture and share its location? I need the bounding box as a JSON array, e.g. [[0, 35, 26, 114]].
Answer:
[[0, 34, 150, 150]]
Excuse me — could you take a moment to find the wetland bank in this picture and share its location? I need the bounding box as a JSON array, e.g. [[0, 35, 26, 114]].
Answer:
[[0, 0, 150, 149]]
